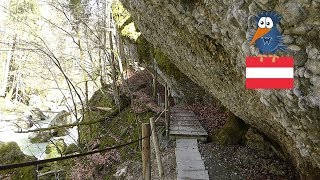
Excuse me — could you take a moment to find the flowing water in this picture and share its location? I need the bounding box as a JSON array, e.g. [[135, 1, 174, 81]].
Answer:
[[0, 109, 78, 160]]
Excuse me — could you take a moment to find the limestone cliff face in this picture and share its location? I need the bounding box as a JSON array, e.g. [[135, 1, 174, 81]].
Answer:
[[119, 0, 320, 176]]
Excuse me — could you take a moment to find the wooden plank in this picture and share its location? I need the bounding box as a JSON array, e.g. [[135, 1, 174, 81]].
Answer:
[[170, 112, 196, 117], [170, 110, 193, 114], [170, 126, 206, 132], [170, 130, 208, 136], [171, 121, 200, 125], [170, 121, 202, 127], [171, 107, 209, 179], [170, 135, 207, 142], [170, 120, 201, 125], [150, 117, 164, 178], [141, 123, 151, 180], [171, 116, 199, 121], [177, 170, 209, 180], [171, 119, 199, 123], [170, 123, 202, 128]]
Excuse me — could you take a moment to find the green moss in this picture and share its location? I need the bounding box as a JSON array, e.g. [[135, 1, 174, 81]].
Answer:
[[79, 89, 115, 145], [112, 0, 131, 29], [136, 36, 153, 64], [101, 108, 154, 160], [88, 88, 115, 109], [154, 48, 183, 80], [112, 0, 140, 41], [121, 22, 141, 41], [29, 132, 51, 143], [214, 112, 249, 145], [64, 143, 80, 155], [45, 139, 66, 159], [0, 142, 37, 179]]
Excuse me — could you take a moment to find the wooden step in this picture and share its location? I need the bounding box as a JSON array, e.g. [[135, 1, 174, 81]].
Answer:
[[170, 125, 206, 132]]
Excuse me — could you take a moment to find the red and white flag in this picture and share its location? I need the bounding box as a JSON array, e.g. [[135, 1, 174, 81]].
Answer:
[[246, 56, 294, 89]]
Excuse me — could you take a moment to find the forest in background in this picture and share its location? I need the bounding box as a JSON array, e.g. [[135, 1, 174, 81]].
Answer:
[[0, 0, 138, 178], [0, 0, 124, 112]]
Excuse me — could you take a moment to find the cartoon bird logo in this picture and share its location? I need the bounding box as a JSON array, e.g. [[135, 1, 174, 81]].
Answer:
[[250, 11, 286, 62]]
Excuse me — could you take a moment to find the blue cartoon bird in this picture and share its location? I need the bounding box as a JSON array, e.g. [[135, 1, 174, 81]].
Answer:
[[250, 11, 286, 62]]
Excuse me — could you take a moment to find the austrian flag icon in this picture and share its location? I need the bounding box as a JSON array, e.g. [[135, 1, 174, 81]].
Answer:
[[246, 56, 294, 89]]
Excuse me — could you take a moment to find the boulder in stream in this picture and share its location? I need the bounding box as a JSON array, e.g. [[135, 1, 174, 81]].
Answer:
[[0, 141, 37, 179], [49, 110, 71, 137], [50, 110, 71, 126], [45, 139, 66, 159]]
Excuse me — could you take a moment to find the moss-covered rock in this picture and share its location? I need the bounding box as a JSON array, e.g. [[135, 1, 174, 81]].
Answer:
[[136, 36, 153, 64], [64, 143, 80, 155], [45, 139, 66, 159], [214, 111, 249, 145], [154, 48, 183, 80], [111, 0, 131, 29], [121, 22, 141, 41], [79, 88, 116, 145], [112, 0, 140, 41], [88, 88, 115, 109], [99, 108, 153, 153], [0, 141, 37, 179], [29, 131, 51, 143]]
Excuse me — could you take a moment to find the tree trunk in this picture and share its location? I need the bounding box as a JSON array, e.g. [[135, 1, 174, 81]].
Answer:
[[109, 13, 120, 107], [0, 35, 17, 97]]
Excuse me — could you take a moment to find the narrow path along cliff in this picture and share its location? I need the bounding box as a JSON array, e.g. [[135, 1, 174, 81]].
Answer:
[[114, 0, 320, 178]]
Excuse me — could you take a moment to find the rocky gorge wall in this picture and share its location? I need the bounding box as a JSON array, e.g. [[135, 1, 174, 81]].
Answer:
[[119, 0, 320, 177]]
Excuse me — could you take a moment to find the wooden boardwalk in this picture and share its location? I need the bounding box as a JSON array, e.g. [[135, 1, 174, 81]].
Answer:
[[170, 106, 208, 141], [170, 105, 209, 180]]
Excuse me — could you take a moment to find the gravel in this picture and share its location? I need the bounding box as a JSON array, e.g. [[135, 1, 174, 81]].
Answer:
[[199, 142, 298, 180], [187, 102, 298, 180]]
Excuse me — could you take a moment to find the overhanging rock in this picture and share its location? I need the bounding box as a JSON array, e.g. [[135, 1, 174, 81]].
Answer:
[[119, 0, 320, 177]]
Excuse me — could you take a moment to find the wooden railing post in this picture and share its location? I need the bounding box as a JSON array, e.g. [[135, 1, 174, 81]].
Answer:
[[152, 60, 157, 102], [142, 123, 151, 180], [150, 117, 164, 178], [164, 83, 169, 137]]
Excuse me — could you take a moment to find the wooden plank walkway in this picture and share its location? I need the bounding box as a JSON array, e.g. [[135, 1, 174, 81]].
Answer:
[[170, 105, 209, 180], [170, 106, 208, 141]]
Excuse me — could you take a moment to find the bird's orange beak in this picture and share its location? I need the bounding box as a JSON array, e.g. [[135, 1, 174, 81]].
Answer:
[[250, 27, 271, 45]]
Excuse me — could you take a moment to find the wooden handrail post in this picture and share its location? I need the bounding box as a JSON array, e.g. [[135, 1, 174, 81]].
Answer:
[[150, 117, 164, 178], [142, 123, 151, 180], [164, 83, 169, 137], [152, 60, 157, 102]]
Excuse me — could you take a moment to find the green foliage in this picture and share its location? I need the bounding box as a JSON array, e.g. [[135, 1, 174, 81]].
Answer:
[[0, 142, 37, 179]]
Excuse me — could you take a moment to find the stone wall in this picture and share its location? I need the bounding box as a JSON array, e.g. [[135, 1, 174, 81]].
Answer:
[[119, 0, 320, 177]]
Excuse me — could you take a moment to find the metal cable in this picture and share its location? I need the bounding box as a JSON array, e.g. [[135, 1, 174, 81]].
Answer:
[[0, 133, 151, 171]]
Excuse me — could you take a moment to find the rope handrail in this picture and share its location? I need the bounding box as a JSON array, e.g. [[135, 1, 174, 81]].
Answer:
[[0, 133, 151, 171]]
